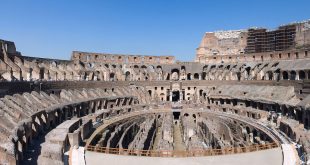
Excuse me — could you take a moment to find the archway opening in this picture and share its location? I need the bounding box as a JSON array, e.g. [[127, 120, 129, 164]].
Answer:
[[187, 73, 191, 80], [173, 112, 180, 120], [110, 73, 115, 81], [202, 72, 207, 80], [305, 118, 309, 129], [290, 71, 296, 80], [148, 90, 152, 97], [282, 71, 288, 80], [125, 71, 130, 81], [39, 68, 44, 79], [268, 71, 273, 80], [171, 68, 180, 80], [299, 71, 305, 80], [172, 91, 180, 102], [194, 73, 199, 79]]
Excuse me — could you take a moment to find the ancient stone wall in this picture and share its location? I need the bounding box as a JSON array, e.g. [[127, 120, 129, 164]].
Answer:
[[71, 51, 175, 64], [196, 20, 310, 62]]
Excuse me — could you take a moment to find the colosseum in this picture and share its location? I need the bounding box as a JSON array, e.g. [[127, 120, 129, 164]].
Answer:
[[0, 20, 310, 165]]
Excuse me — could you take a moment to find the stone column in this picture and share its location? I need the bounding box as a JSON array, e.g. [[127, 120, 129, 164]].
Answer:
[[179, 81, 183, 101]]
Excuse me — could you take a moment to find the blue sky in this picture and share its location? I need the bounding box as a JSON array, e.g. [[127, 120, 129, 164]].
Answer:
[[0, 0, 309, 61]]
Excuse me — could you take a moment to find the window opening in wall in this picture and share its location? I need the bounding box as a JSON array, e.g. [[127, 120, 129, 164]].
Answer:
[[148, 90, 152, 96], [173, 112, 180, 120]]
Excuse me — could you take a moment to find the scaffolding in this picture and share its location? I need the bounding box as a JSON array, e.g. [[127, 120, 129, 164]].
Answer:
[[245, 24, 296, 53]]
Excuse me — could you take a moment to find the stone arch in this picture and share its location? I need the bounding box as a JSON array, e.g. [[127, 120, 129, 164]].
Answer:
[[171, 68, 179, 80], [160, 93, 165, 101], [202, 65, 208, 70], [199, 89, 203, 96], [202, 72, 207, 80], [290, 71, 296, 80], [125, 71, 130, 81], [305, 117, 309, 129], [246, 126, 250, 134], [245, 67, 251, 78], [282, 71, 288, 80], [237, 72, 241, 81], [299, 70, 306, 80], [187, 73, 191, 80], [166, 73, 170, 80], [148, 90, 152, 97], [274, 69, 280, 81], [110, 73, 115, 81], [193, 73, 199, 80], [267, 71, 273, 80], [253, 129, 258, 137]]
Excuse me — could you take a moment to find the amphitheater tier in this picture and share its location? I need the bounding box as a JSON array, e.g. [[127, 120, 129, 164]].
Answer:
[[0, 20, 310, 165]]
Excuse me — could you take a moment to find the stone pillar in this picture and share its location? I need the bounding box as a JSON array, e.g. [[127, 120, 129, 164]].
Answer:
[[180, 81, 183, 101]]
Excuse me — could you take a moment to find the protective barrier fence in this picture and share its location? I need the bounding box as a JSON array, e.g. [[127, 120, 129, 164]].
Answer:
[[86, 142, 279, 157]]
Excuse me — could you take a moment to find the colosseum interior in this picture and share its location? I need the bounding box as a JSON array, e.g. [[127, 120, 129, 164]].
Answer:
[[0, 20, 310, 165]]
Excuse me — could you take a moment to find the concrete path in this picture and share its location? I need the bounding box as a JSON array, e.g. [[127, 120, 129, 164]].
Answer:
[[282, 144, 299, 165], [72, 147, 86, 165], [85, 147, 283, 165]]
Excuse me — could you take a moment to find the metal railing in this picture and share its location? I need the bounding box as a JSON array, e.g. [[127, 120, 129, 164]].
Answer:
[[86, 142, 279, 157]]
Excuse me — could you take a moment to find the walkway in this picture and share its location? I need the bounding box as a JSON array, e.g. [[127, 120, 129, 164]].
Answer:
[[282, 144, 299, 165], [71, 147, 86, 165], [85, 147, 283, 165]]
